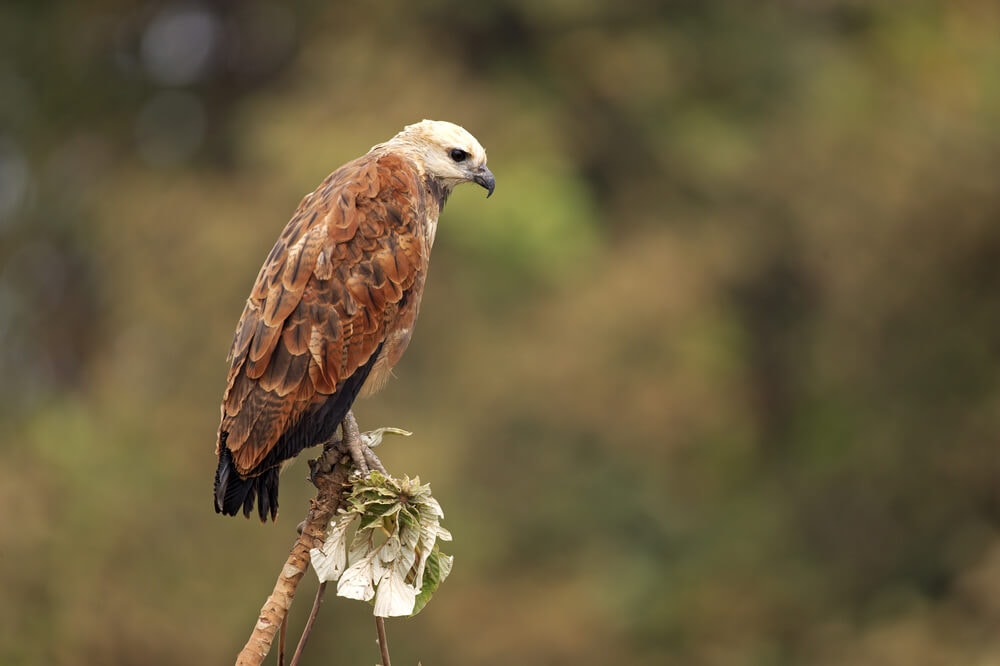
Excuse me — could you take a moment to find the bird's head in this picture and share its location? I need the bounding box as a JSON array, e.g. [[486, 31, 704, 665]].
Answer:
[[383, 119, 495, 198]]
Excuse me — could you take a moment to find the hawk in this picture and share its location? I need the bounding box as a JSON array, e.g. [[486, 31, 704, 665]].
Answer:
[[214, 120, 494, 521]]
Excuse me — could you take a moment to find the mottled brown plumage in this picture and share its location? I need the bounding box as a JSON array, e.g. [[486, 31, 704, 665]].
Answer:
[[215, 120, 494, 520]]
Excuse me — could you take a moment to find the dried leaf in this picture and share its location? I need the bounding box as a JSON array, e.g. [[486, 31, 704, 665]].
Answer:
[[307, 456, 453, 617]]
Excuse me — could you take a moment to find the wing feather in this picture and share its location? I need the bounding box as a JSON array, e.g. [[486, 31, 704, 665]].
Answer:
[[247, 317, 281, 369], [282, 230, 323, 291], [281, 303, 311, 356], [217, 151, 430, 477], [227, 301, 255, 363], [262, 284, 297, 326]]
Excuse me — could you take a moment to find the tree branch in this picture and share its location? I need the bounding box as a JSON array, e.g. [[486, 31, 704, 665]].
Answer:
[[235, 446, 352, 666], [289, 581, 327, 666], [376, 616, 391, 666]]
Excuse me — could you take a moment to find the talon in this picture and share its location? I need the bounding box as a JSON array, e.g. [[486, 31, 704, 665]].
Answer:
[[340, 410, 391, 476], [363, 447, 388, 475], [341, 411, 369, 475], [308, 430, 346, 485]]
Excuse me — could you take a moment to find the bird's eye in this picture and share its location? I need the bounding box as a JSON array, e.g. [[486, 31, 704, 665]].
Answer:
[[449, 148, 469, 162]]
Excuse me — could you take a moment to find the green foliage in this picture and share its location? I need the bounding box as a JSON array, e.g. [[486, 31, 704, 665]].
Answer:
[[311, 471, 453, 618]]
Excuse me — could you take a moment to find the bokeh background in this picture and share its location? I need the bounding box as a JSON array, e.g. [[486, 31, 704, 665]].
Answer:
[[3, 1, 1000, 664]]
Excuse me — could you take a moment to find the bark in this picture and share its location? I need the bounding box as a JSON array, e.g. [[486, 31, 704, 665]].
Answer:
[[235, 448, 351, 666]]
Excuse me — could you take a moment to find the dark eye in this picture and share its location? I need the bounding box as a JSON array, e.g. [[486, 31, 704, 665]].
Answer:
[[449, 148, 469, 162]]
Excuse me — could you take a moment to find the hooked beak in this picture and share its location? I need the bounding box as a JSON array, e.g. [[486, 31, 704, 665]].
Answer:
[[473, 166, 496, 198]]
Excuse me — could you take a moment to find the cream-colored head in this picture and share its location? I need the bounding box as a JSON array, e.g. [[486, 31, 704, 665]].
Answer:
[[379, 119, 495, 198]]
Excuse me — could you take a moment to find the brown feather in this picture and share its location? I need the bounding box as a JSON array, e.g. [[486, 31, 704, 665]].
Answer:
[[246, 319, 280, 376], [281, 304, 311, 356], [217, 150, 436, 480]]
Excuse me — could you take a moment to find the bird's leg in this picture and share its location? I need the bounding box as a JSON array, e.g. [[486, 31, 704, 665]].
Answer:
[[340, 410, 388, 476], [340, 411, 368, 475]]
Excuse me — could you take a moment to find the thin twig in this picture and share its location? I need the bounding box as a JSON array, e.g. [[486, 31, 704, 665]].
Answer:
[[234, 444, 351, 666], [289, 582, 328, 666], [376, 616, 391, 666]]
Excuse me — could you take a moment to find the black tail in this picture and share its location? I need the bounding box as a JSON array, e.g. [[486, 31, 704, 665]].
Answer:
[[214, 446, 280, 521], [213, 343, 384, 522]]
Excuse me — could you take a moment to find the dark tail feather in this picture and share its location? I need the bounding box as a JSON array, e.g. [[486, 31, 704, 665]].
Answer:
[[213, 344, 387, 522], [214, 447, 280, 521]]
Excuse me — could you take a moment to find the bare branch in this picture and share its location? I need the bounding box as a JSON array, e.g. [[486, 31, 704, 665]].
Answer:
[[289, 582, 327, 666], [376, 616, 391, 666], [234, 446, 351, 666]]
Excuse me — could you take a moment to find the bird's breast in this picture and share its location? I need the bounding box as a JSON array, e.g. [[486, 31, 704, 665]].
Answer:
[[357, 193, 436, 398], [359, 322, 413, 397]]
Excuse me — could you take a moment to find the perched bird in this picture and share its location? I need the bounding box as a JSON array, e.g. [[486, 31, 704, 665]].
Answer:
[[214, 120, 494, 521]]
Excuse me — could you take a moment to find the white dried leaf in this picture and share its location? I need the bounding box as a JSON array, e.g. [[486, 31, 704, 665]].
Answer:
[[309, 454, 453, 617], [309, 511, 356, 583]]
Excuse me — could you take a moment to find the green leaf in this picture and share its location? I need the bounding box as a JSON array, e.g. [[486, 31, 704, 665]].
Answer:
[[307, 450, 453, 617], [412, 545, 454, 616]]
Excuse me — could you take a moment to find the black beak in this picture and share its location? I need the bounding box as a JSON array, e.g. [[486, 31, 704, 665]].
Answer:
[[473, 166, 496, 198]]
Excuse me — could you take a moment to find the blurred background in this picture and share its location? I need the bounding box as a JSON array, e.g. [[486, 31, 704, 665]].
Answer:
[[3, 1, 1000, 664]]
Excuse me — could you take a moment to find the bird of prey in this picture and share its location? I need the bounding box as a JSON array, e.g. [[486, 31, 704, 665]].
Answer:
[[214, 120, 494, 521]]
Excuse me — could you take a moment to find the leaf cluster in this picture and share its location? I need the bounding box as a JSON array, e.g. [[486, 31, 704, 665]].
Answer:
[[310, 472, 453, 617]]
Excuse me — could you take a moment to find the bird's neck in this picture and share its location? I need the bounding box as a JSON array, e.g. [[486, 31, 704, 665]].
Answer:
[[425, 175, 451, 210], [422, 176, 450, 250]]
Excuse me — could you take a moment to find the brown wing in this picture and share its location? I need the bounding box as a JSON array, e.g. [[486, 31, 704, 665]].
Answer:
[[217, 152, 429, 478]]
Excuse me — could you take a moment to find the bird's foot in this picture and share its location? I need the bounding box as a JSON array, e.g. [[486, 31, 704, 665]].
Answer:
[[340, 411, 411, 477], [341, 410, 386, 476], [308, 431, 344, 485], [308, 412, 411, 484]]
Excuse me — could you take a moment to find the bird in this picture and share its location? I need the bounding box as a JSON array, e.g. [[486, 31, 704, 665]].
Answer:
[[214, 119, 494, 521]]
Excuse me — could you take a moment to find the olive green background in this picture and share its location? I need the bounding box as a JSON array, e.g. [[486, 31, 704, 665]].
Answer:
[[2, 2, 1000, 664]]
